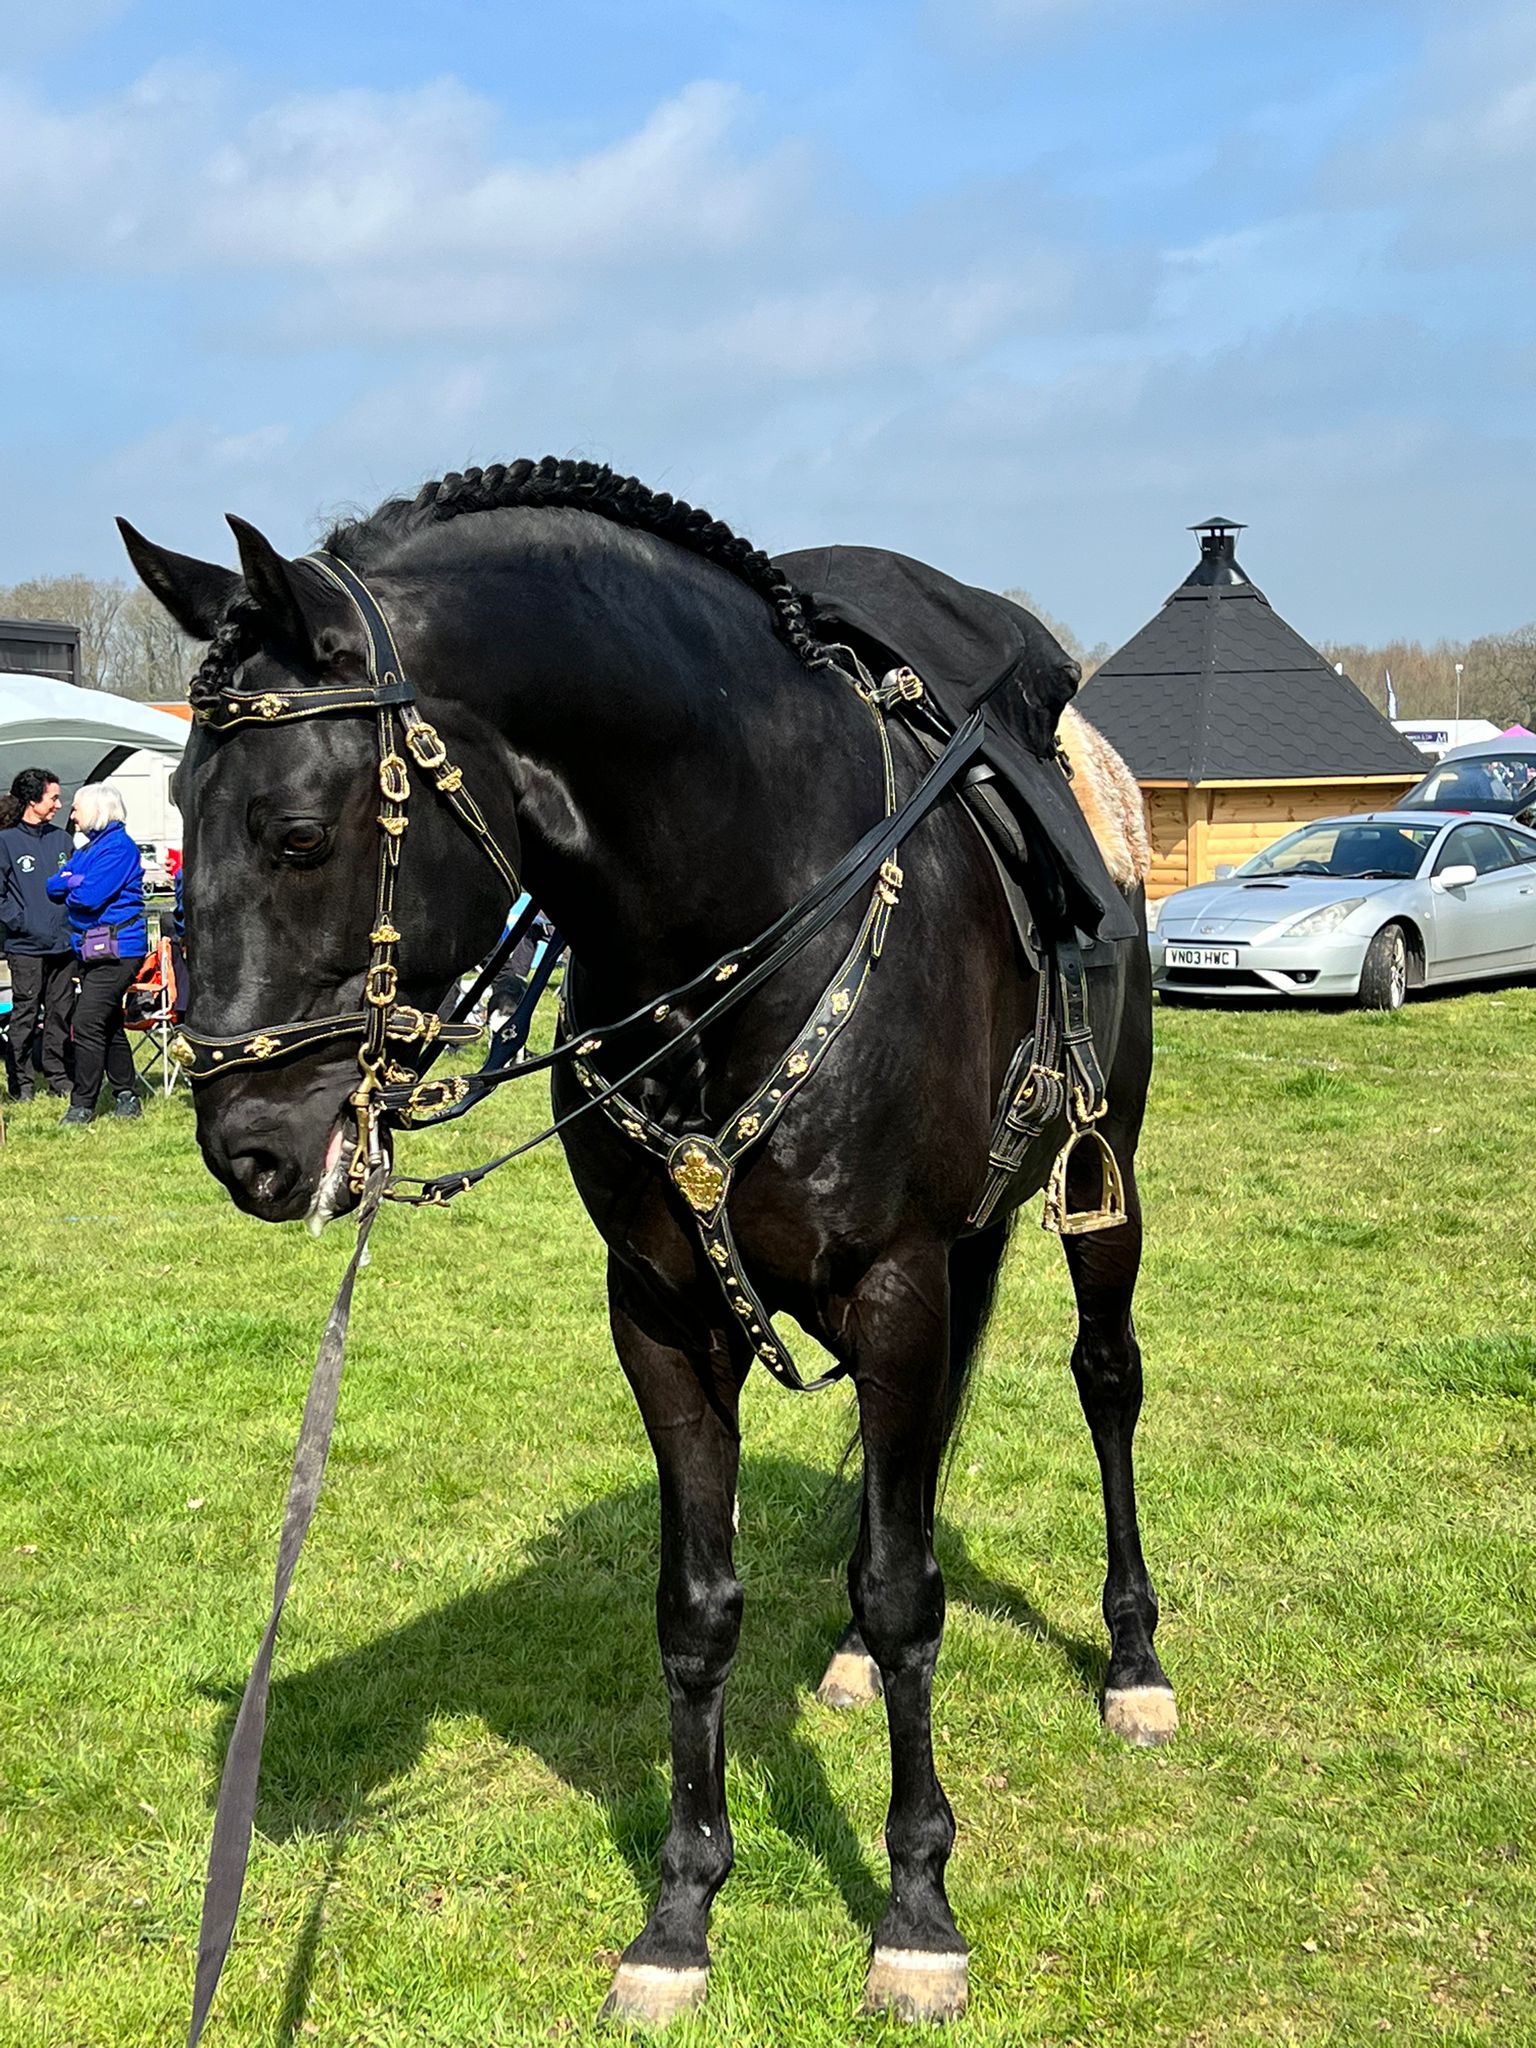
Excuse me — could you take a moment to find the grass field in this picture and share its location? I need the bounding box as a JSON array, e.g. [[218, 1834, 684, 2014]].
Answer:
[[3, 987, 1535, 2047]]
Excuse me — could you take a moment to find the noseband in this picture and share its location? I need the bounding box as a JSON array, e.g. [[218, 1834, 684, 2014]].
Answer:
[[169, 552, 522, 1188]]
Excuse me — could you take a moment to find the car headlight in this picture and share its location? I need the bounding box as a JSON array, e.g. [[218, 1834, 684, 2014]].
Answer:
[[1278, 897, 1367, 939]]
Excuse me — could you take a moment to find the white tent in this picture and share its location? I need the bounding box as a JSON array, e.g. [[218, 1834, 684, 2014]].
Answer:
[[0, 674, 186, 802]]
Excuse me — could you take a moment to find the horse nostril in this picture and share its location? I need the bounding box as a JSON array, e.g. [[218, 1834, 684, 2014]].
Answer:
[[231, 1147, 295, 1208]]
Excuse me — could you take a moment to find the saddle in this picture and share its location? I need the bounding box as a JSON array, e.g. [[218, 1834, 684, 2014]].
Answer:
[[776, 544, 1136, 1235], [774, 545, 1140, 948]]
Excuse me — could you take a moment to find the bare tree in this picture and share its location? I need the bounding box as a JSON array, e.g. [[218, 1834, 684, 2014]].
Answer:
[[0, 573, 195, 700], [0, 573, 127, 691], [1001, 587, 1107, 676], [112, 586, 195, 701], [1320, 630, 1536, 730]]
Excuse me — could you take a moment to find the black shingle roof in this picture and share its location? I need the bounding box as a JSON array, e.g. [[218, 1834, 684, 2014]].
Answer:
[[1075, 529, 1425, 783]]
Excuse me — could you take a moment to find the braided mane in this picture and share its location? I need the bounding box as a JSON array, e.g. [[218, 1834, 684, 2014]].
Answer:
[[188, 456, 834, 708], [330, 456, 834, 672]]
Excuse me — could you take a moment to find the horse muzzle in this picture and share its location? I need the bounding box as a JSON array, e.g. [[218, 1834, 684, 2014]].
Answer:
[[195, 1066, 362, 1224]]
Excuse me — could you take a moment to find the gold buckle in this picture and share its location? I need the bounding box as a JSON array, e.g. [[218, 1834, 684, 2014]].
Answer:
[[877, 858, 903, 906], [405, 722, 447, 772], [378, 754, 411, 803], [365, 963, 398, 1008], [407, 1075, 470, 1118], [386, 1006, 443, 1044]]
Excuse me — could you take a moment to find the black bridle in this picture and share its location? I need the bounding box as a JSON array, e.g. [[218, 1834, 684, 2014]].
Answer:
[[169, 552, 520, 1188]]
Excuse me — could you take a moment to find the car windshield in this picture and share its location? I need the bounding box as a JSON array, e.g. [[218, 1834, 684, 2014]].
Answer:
[[1403, 753, 1536, 812], [1237, 821, 1440, 881]]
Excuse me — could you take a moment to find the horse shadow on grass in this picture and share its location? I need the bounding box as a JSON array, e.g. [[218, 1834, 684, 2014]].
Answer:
[[206, 1452, 1102, 2039]]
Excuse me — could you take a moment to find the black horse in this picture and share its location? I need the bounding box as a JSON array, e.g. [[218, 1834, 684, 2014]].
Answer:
[[121, 461, 1174, 2027]]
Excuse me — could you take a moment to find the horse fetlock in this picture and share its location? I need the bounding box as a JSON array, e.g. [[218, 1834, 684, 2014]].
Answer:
[[863, 1946, 969, 2023], [659, 1825, 733, 1903]]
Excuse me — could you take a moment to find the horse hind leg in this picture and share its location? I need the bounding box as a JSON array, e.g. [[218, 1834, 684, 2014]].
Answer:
[[817, 1222, 1008, 1714], [1061, 1165, 1177, 1746], [846, 1245, 971, 2023]]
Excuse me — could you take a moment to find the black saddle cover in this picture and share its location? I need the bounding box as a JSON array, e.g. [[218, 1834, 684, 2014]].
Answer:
[[775, 544, 1138, 945]]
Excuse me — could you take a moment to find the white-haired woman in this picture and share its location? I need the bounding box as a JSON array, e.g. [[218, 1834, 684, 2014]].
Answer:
[[46, 782, 147, 1125]]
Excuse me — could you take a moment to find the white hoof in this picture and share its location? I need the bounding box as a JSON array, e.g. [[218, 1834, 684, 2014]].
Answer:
[[816, 1648, 883, 1709], [863, 1946, 968, 2022], [1104, 1684, 1179, 1747], [599, 1961, 708, 2027]]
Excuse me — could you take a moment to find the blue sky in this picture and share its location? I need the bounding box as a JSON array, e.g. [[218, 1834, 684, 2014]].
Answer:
[[1, 0, 1532, 650]]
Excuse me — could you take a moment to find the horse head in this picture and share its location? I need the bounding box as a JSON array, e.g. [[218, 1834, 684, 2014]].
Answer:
[[118, 515, 517, 1224]]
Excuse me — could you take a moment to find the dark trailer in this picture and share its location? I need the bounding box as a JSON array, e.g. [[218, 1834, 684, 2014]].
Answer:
[[0, 617, 82, 689]]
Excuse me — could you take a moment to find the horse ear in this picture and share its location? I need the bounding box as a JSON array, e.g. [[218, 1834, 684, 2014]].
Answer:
[[225, 514, 319, 660], [116, 520, 240, 641]]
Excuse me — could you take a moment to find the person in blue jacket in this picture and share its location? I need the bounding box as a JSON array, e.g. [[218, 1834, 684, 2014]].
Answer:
[[46, 782, 148, 1125]]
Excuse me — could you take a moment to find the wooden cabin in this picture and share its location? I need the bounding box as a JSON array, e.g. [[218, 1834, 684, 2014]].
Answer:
[[1075, 519, 1425, 897]]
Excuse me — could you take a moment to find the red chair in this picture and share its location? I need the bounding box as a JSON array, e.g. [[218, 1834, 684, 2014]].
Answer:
[[123, 937, 185, 1097]]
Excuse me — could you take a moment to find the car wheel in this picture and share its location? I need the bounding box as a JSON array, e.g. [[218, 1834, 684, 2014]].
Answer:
[[1358, 923, 1408, 1011]]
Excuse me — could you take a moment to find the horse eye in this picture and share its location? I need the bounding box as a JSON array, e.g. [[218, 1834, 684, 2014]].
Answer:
[[280, 823, 329, 859]]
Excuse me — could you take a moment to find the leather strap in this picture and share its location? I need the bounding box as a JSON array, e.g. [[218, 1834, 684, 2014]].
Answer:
[[186, 1167, 386, 2048]]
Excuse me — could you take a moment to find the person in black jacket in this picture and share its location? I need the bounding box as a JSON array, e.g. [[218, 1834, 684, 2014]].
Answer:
[[0, 767, 75, 1101]]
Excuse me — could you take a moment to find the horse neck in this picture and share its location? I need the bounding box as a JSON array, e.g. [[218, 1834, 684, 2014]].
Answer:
[[378, 517, 886, 1001]]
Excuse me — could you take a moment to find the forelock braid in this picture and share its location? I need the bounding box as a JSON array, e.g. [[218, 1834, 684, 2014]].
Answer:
[[421, 457, 835, 672], [187, 600, 264, 711]]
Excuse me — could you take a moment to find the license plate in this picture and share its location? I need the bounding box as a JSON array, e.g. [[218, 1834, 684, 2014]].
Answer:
[[1165, 945, 1239, 969]]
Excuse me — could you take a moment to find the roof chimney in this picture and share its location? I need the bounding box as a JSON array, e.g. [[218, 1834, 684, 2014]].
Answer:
[[1183, 515, 1248, 589]]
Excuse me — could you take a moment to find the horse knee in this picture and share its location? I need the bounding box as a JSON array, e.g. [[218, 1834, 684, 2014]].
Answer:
[[850, 1553, 945, 1674], [658, 1569, 742, 1695]]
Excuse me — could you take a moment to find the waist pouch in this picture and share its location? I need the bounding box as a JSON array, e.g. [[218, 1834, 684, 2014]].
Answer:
[[81, 921, 132, 963]]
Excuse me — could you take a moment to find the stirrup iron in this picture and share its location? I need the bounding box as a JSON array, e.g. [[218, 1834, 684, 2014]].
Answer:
[[1041, 1122, 1127, 1235]]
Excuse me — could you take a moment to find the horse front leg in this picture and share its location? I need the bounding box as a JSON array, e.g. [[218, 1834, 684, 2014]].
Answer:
[[1061, 1161, 1178, 1746], [600, 1262, 746, 2028], [848, 1247, 969, 2024]]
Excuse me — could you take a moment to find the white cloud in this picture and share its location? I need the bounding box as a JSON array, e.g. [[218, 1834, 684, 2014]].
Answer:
[[0, 69, 805, 290]]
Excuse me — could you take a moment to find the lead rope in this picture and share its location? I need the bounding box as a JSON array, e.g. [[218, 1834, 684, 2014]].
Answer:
[[186, 1166, 385, 2048]]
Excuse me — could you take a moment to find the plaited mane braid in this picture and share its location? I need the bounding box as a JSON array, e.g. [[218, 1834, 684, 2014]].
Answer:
[[339, 456, 838, 674], [188, 601, 264, 712]]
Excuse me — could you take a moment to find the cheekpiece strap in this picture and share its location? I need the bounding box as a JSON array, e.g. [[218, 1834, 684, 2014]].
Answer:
[[302, 552, 414, 692]]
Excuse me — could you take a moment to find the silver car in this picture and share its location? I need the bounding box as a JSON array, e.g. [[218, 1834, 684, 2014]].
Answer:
[[1147, 810, 1536, 1009]]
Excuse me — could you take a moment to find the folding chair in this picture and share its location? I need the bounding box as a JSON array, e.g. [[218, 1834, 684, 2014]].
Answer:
[[124, 937, 185, 1098]]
